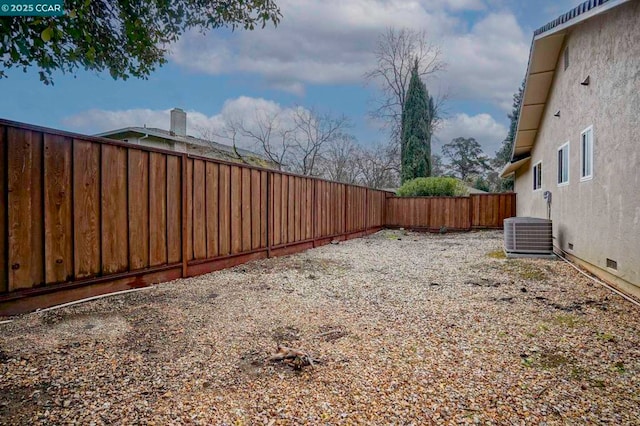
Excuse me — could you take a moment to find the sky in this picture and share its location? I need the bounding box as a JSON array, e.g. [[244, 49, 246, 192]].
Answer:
[[0, 0, 578, 158]]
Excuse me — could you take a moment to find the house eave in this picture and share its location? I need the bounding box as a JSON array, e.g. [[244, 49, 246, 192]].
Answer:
[[500, 156, 531, 178], [508, 0, 631, 173]]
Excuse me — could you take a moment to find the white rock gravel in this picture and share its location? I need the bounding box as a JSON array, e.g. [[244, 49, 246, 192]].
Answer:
[[1, 230, 639, 425]]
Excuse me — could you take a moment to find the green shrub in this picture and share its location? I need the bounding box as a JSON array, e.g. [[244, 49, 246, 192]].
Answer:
[[396, 177, 468, 197]]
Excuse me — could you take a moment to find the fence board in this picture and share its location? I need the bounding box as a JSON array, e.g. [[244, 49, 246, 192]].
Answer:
[[273, 173, 281, 246], [166, 156, 182, 263], [192, 159, 207, 260], [128, 150, 150, 270], [251, 170, 261, 250], [260, 171, 267, 248], [218, 164, 231, 256], [101, 144, 128, 274], [281, 174, 287, 244], [231, 166, 242, 254], [205, 162, 219, 258], [288, 175, 295, 243], [149, 152, 167, 267], [73, 140, 101, 278], [242, 167, 252, 252], [44, 134, 73, 284], [7, 129, 44, 290]]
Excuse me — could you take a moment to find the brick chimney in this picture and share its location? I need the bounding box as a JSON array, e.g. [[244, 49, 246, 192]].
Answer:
[[170, 108, 187, 137]]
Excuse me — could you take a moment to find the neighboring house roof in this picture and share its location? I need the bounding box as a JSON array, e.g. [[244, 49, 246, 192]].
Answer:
[[96, 126, 278, 168], [501, 0, 631, 177]]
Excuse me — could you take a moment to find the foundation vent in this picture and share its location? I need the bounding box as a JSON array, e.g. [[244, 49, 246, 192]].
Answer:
[[504, 217, 553, 255], [606, 258, 617, 270]]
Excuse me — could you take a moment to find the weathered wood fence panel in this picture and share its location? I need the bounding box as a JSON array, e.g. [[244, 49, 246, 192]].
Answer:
[[0, 120, 391, 315], [386, 193, 516, 231]]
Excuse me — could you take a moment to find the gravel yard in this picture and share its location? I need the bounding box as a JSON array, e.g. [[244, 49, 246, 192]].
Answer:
[[1, 230, 639, 425]]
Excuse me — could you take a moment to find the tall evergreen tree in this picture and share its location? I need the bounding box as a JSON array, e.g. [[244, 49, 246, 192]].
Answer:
[[492, 80, 525, 191], [400, 60, 432, 183]]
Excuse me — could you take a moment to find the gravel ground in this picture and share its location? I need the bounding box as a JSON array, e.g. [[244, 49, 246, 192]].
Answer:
[[1, 230, 639, 425]]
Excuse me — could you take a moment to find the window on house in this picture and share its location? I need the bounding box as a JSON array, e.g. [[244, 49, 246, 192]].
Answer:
[[580, 126, 593, 181], [533, 162, 542, 191], [558, 142, 569, 185], [563, 46, 569, 70]]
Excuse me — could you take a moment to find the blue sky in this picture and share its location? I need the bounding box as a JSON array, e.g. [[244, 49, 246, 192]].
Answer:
[[0, 0, 577, 157]]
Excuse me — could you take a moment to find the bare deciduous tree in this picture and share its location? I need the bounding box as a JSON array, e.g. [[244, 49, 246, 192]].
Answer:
[[317, 133, 361, 184], [356, 142, 399, 189], [365, 27, 446, 145], [290, 108, 351, 176]]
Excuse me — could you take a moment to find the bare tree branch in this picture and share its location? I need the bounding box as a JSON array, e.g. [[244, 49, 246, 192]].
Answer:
[[365, 27, 446, 146]]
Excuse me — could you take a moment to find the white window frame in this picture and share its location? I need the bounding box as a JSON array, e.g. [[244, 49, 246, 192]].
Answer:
[[557, 142, 570, 186], [533, 161, 542, 191], [580, 125, 594, 181]]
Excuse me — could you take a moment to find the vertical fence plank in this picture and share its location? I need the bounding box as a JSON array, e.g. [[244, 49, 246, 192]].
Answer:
[[273, 173, 281, 246], [281, 174, 287, 244], [149, 152, 167, 267], [73, 140, 101, 278], [186, 159, 194, 261], [305, 179, 312, 240], [101, 144, 128, 275], [241, 167, 252, 252], [218, 165, 231, 256], [293, 177, 300, 242], [44, 134, 72, 284], [7, 129, 44, 290], [231, 166, 242, 254], [0, 127, 6, 293], [251, 170, 261, 250], [128, 150, 150, 270], [260, 171, 267, 248], [287, 175, 295, 243], [192, 159, 207, 260], [166, 156, 182, 264], [205, 162, 219, 258]]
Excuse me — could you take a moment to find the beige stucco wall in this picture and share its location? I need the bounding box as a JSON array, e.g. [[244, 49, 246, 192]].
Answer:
[[515, 1, 640, 294]]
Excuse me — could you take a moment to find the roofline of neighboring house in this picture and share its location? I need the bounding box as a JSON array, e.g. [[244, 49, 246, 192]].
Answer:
[[500, 0, 631, 178], [96, 126, 275, 164]]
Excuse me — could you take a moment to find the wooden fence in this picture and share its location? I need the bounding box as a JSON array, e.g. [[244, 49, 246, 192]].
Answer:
[[385, 193, 516, 231], [0, 119, 515, 315], [0, 120, 389, 315]]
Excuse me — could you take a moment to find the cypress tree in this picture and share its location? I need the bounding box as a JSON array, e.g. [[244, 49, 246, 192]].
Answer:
[[401, 59, 432, 183]]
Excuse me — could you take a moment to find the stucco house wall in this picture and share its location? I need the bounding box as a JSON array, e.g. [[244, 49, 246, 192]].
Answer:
[[515, 1, 640, 295]]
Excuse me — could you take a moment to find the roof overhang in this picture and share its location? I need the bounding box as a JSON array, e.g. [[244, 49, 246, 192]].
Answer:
[[507, 0, 631, 175], [500, 156, 531, 178]]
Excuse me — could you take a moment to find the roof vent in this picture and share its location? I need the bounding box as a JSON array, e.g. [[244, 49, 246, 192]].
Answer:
[[504, 217, 553, 255]]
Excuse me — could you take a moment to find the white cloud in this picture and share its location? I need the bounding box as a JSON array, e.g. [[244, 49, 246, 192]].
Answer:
[[168, 0, 528, 111], [434, 112, 507, 156], [442, 13, 529, 110], [62, 97, 307, 151]]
